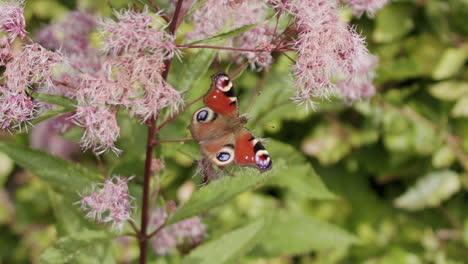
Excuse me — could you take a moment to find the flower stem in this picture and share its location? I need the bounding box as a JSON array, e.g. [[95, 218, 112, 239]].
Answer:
[[139, 1, 185, 263]]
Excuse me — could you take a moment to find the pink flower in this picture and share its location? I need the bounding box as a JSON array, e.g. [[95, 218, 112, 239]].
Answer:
[[130, 80, 183, 122], [35, 10, 96, 54], [98, 8, 177, 58], [280, 0, 377, 107], [71, 106, 121, 155], [187, 0, 274, 70], [77, 175, 135, 232], [0, 0, 26, 42], [150, 202, 206, 255], [0, 36, 12, 66], [4, 43, 63, 93], [0, 91, 36, 131], [343, 0, 389, 17]]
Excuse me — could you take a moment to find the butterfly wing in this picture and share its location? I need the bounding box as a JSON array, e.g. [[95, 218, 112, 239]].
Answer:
[[234, 128, 272, 173], [204, 73, 238, 117]]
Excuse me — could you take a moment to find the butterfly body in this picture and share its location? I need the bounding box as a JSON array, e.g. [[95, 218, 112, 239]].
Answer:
[[189, 73, 272, 173]]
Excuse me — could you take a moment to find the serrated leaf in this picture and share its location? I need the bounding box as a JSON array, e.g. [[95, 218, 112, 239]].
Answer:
[[187, 22, 266, 46], [394, 170, 461, 211], [168, 170, 273, 224], [428, 81, 468, 101], [0, 142, 102, 193], [183, 218, 266, 264], [32, 93, 77, 109], [432, 46, 468, 80], [255, 211, 357, 256], [38, 230, 115, 264]]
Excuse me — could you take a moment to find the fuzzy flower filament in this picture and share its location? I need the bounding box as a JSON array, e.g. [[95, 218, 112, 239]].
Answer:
[[0, 0, 26, 42], [77, 175, 135, 232]]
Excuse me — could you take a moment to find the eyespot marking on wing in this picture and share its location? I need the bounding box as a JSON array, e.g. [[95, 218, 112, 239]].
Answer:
[[193, 107, 217, 123], [213, 73, 233, 92], [213, 144, 235, 166]]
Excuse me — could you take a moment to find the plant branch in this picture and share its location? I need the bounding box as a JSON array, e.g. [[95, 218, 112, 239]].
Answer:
[[178, 44, 292, 53], [139, 1, 185, 263], [147, 0, 170, 22]]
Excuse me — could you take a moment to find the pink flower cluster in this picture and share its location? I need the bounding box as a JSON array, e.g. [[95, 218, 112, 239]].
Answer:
[[343, 0, 389, 17], [0, 43, 62, 130], [275, 0, 377, 107], [33, 8, 182, 155], [35, 10, 95, 55], [150, 202, 206, 255], [77, 175, 135, 232], [0, 0, 26, 42], [187, 0, 274, 69]]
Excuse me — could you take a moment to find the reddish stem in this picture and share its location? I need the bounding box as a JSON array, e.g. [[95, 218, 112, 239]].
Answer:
[[147, 0, 171, 22], [139, 1, 185, 263]]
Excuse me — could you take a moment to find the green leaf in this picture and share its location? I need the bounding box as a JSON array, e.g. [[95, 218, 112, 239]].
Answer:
[[183, 218, 266, 264], [452, 95, 468, 118], [255, 211, 357, 256], [32, 93, 77, 109], [177, 45, 220, 93], [394, 170, 461, 211], [373, 3, 414, 43], [0, 142, 102, 193], [428, 81, 468, 101], [38, 230, 115, 264], [185, 0, 209, 17], [168, 170, 273, 224], [267, 141, 335, 200], [432, 46, 468, 80], [432, 145, 456, 168], [0, 152, 14, 186], [187, 22, 265, 46], [31, 106, 72, 125]]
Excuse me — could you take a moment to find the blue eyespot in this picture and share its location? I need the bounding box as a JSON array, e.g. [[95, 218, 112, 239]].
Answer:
[[196, 110, 209, 122], [216, 152, 231, 162]]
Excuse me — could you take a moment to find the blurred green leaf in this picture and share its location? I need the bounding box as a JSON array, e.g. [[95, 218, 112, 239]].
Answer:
[[255, 211, 357, 256], [168, 170, 273, 224], [432, 145, 456, 168], [0, 152, 14, 186], [183, 218, 266, 264], [451, 95, 468, 118], [432, 46, 468, 80], [0, 142, 101, 193], [394, 170, 461, 210], [38, 230, 115, 264], [428, 81, 468, 101], [373, 3, 414, 43]]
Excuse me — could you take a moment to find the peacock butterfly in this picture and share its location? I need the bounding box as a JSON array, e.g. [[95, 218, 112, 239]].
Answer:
[[189, 73, 272, 173]]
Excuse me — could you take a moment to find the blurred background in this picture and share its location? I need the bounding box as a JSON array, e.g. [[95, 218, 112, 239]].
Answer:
[[1, 0, 468, 263]]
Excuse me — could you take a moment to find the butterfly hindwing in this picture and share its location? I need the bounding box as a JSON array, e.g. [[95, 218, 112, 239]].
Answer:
[[234, 129, 272, 173]]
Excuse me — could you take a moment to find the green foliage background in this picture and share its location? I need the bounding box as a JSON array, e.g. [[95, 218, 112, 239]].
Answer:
[[1, 0, 468, 263]]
